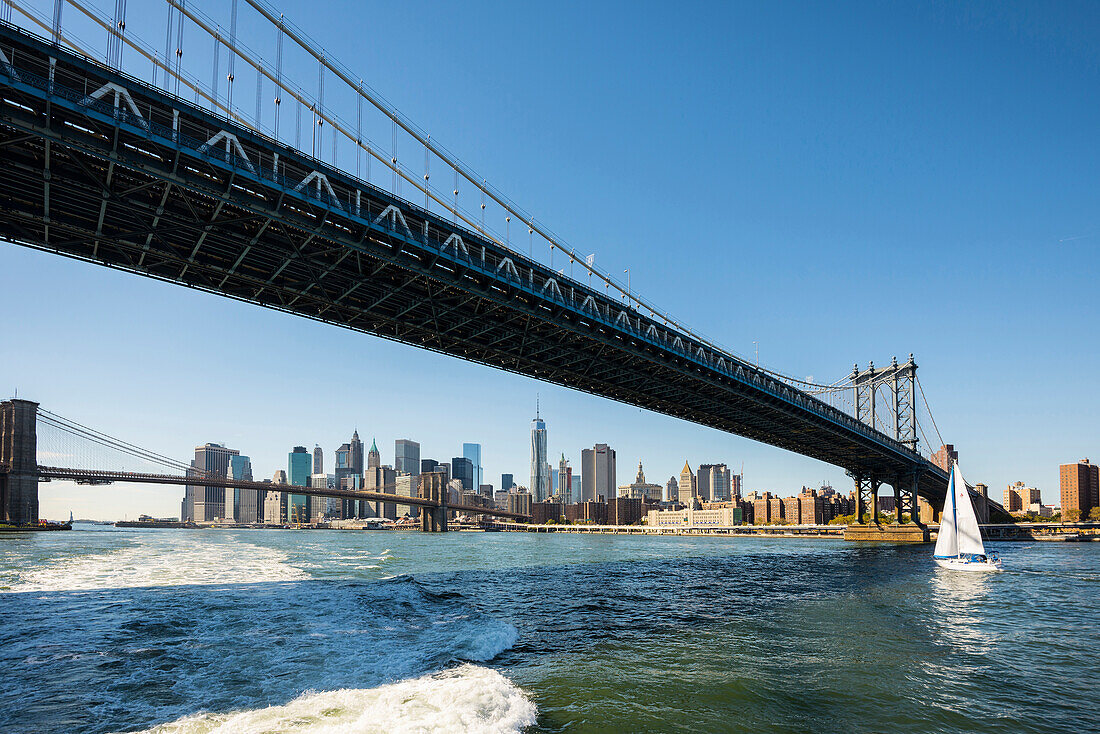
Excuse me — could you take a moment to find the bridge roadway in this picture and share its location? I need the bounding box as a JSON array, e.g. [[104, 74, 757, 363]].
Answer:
[[36, 466, 531, 522], [0, 22, 948, 506]]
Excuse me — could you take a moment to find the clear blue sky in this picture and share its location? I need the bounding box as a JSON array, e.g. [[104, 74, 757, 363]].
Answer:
[[2, 1, 1098, 519]]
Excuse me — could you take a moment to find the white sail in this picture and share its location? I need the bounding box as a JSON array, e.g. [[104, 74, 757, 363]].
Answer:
[[952, 464, 986, 557], [933, 466, 959, 558]]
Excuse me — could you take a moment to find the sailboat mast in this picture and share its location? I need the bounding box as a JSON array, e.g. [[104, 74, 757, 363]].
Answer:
[[952, 467, 959, 559]]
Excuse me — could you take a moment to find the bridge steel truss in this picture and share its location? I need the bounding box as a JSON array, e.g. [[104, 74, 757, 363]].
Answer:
[[0, 22, 950, 509]]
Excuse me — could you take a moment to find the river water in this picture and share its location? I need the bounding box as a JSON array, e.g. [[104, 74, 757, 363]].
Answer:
[[0, 525, 1096, 733]]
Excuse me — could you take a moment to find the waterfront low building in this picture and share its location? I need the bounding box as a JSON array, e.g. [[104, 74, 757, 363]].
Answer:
[[646, 504, 743, 529]]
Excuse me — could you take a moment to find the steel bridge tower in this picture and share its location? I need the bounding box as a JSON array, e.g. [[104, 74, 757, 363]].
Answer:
[[850, 355, 921, 525]]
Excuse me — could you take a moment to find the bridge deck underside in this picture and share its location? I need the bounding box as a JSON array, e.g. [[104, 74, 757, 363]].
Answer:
[[0, 24, 948, 503]]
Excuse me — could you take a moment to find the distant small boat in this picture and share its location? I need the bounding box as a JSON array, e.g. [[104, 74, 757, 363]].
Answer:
[[934, 463, 1002, 571]]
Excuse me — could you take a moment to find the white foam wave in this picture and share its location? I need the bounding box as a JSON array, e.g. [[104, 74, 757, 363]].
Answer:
[[8, 535, 308, 592], [126, 664, 536, 734]]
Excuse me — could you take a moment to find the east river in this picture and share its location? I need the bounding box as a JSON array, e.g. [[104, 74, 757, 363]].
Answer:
[[0, 525, 1096, 733]]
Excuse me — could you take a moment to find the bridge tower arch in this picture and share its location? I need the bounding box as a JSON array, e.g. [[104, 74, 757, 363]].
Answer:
[[0, 399, 39, 525], [418, 471, 449, 532]]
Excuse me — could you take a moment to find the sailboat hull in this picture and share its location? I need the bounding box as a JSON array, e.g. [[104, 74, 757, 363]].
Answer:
[[934, 556, 1002, 572]]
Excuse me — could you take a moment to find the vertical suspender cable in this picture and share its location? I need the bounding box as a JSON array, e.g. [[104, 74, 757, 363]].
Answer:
[[210, 27, 220, 114], [162, 0, 174, 89], [227, 0, 237, 114], [174, 0, 184, 96], [50, 0, 62, 46], [317, 56, 324, 160], [116, 0, 126, 67], [391, 117, 397, 195], [273, 14, 283, 139], [356, 80, 362, 178], [105, 0, 115, 64], [254, 62, 262, 126]]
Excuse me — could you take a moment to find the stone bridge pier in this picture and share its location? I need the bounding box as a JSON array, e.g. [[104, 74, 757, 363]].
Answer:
[[0, 399, 39, 525], [418, 471, 448, 532]]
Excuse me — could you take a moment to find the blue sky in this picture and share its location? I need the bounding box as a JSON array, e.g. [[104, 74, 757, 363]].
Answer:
[[2, 1, 1098, 519]]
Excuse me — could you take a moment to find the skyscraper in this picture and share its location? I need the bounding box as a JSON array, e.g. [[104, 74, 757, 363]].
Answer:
[[309, 472, 334, 521], [182, 443, 239, 522], [227, 454, 256, 523], [395, 439, 421, 476], [365, 463, 398, 520], [313, 445, 324, 475], [265, 470, 289, 524], [394, 473, 417, 518], [697, 464, 731, 502], [558, 454, 572, 504], [350, 431, 364, 474], [422, 458, 440, 474], [463, 443, 482, 491], [335, 432, 364, 518], [530, 406, 549, 502], [678, 462, 697, 504], [731, 472, 743, 500], [452, 456, 475, 492], [666, 476, 678, 503], [501, 473, 514, 492], [581, 444, 616, 503], [288, 446, 311, 524], [367, 438, 381, 469]]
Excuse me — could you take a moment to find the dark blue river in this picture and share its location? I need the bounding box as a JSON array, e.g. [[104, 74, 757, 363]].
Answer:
[[0, 526, 1096, 732]]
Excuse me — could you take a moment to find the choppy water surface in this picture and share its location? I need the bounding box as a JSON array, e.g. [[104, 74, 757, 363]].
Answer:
[[0, 527, 1096, 733]]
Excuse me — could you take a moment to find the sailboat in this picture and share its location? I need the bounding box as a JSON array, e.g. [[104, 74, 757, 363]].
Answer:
[[933, 463, 1001, 571]]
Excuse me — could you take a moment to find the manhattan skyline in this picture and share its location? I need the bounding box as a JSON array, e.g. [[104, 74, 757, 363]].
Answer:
[[2, 0, 1097, 519]]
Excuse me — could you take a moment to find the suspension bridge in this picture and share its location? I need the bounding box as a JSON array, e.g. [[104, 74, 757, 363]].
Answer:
[[0, 1, 978, 535], [1, 398, 528, 529]]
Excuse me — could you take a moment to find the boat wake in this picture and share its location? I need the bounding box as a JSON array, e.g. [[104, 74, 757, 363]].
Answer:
[[6, 534, 309, 592], [123, 664, 536, 734]]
